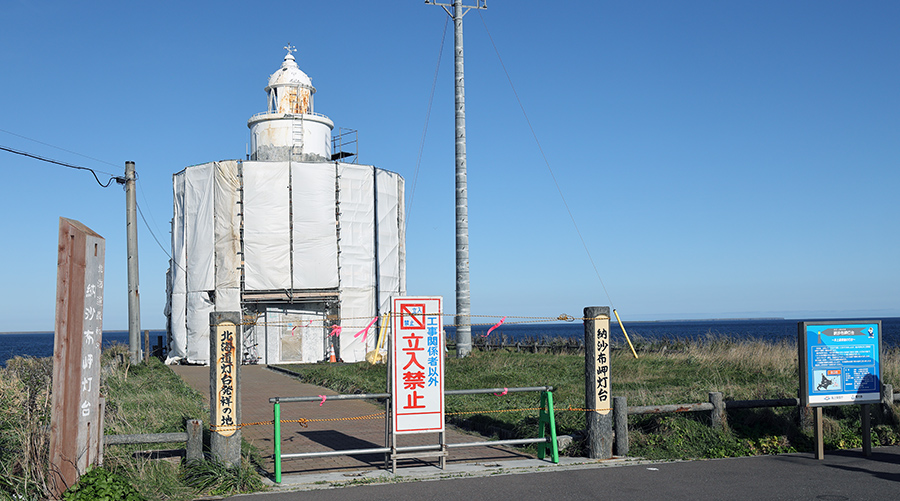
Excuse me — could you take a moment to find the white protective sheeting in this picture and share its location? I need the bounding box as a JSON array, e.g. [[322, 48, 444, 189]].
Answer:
[[166, 292, 187, 363], [376, 169, 405, 313], [185, 291, 214, 364], [168, 172, 188, 364], [185, 163, 215, 292], [338, 287, 377, 362], [171, 174, 187, 295], [166, 158, 404, 365], [337, 164, 376, 289], [291, 162, 339, 288], [214, 161, 241, 311], [243, 162, 291, 290]]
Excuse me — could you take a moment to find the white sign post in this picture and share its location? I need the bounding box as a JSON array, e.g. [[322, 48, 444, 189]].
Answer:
[[390, 297, 445, 470]]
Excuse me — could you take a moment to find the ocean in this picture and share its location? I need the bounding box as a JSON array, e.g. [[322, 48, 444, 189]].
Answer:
[[3, 318, 899, 366], [448, 317, 900, 347], [0, 330, 163, 367]]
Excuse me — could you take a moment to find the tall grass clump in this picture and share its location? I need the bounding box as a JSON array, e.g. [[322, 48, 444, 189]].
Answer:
[[100, 344, 266, 500], [0, 356, 54, 500]]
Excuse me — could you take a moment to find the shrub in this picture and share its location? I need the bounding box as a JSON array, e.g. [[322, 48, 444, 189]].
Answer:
[[61, 467, 145, 501]]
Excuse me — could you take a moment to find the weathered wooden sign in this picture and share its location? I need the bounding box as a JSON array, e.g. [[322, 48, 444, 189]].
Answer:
[[210, 312, 241, 466], [49, 218, 105, 497]]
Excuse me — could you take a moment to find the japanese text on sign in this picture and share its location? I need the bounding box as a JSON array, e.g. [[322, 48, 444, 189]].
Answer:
[[594, 327, 610, 414], [392, 297, 444, 434], [214, 322, 238, 436], [799, 321, 881, 407]]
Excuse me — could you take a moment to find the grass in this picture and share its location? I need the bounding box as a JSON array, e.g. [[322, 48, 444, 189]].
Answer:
[[0, 344, 267, 501], [277, 335, 900, 460], [0, 356, 53, 500]]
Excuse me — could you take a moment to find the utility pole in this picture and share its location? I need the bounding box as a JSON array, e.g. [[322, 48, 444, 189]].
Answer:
[[426, 0, 486, 358], [125, 161, 141, 362]]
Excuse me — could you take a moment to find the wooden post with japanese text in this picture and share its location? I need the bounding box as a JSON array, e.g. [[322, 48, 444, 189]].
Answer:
[[584, 306, 613, 459], [49, 218, 105, 497], [210, 312, 241, 466]]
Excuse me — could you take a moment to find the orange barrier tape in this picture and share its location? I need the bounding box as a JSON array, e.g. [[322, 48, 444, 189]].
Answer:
[[209, 405, 610, 433]]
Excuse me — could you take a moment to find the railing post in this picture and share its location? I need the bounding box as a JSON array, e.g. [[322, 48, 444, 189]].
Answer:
[[274, 401, 282, 483], [709, 392, 726, 430], [613, 396, 628, 457], [537, 391, 559, 463], [186, 419, 203, 461]]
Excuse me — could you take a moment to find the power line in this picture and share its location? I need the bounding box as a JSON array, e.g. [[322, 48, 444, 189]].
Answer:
[[405, 15, 450, 234], [476, 11, 616, 309], [0, 127, 120, 173], [136, 200, 180, 270], [0, 144, 123, 188]]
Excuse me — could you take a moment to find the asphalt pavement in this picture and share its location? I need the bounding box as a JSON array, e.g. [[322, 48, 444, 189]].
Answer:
[[228, 446, 900, 501]]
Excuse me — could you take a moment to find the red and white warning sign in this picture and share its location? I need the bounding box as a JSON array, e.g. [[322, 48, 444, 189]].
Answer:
[[392, 297, 444, 434]]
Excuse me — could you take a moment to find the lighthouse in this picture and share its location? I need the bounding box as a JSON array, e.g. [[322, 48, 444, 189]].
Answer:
[[166, 47, 406, 366], [248, 45, 334, 162]]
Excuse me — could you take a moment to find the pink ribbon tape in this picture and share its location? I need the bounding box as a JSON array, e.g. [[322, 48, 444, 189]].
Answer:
[[482, 316, 507, 337]]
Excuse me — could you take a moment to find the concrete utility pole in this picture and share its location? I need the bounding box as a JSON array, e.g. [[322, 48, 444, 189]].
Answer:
[[125, 161, 141, 362], [426, 0, 486, 358]]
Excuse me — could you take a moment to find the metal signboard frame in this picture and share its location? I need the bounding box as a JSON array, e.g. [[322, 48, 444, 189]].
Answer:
[[799, 320, 882, 407]]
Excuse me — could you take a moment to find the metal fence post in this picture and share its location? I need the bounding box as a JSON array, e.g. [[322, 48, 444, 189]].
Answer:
[[709, 392, 725, 430], [274, 401, 282, 483], [613, 396, 628, 456], [186, 419, 203, 461]]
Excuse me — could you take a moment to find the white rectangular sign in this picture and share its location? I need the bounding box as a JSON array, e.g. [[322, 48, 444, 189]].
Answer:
[[392, 297, 444, 434]]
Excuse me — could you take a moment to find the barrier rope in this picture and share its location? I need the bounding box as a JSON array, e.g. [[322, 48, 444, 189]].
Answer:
[[208, 404, 614, 434], [212, 312, 585, 330]]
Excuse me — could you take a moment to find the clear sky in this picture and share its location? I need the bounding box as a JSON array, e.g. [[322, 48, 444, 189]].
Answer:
[[1, 1, 897, 331]]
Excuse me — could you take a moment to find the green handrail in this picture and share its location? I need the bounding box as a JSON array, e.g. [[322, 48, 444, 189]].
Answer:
[[274, 401, 282, 483]]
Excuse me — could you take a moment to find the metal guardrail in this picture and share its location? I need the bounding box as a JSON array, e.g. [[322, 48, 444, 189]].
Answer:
[[248, 111, 332, 122], [269, 386, 558, 482]]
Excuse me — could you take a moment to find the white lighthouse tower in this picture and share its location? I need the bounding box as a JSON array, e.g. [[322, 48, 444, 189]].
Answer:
[[248, 45, 334, 162], [166, 47, 405, 366]]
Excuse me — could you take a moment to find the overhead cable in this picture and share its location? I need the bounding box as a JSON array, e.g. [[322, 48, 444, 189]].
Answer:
[[0, 144, 123, 188], [405, 15, 450, 234], [476, 11, 616, 309]]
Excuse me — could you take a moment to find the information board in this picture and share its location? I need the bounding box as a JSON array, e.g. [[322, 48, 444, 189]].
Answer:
[[799, 321, 881, 407], [392, 297, 444, 434]]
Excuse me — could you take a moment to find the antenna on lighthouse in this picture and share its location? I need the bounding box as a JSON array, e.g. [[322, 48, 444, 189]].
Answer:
[[425, 0, 486, 358]]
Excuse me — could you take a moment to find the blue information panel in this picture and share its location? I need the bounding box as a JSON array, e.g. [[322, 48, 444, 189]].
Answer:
[[799, 321, 881, 407]]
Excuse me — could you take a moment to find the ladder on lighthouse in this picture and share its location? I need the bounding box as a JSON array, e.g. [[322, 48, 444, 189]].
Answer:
[[291, 117, 304, 158]]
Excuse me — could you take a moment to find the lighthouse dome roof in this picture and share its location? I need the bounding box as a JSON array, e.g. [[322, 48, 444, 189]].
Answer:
[[267, 48, 314, 91]]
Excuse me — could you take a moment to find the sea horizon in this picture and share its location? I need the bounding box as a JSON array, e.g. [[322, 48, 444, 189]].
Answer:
[[5, 314, 900, 335]]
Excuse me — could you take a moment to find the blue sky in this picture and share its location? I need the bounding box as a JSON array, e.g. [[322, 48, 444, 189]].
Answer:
[[1, 1, 897, 331]]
